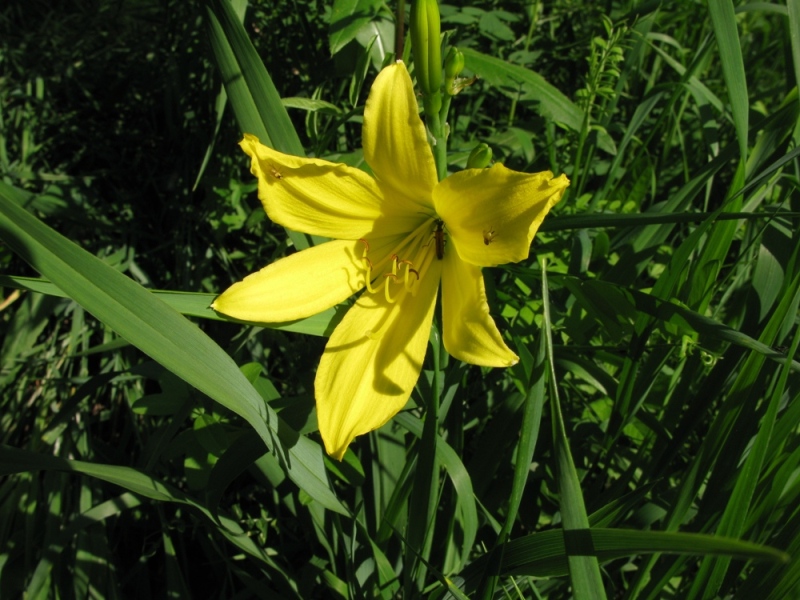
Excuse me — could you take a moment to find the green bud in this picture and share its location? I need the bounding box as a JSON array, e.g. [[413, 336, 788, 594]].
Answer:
[[444, 47, 465, 95], [444, 47, 464, 80], [467, 143, 492, 169], [410, 0, 442, 97]]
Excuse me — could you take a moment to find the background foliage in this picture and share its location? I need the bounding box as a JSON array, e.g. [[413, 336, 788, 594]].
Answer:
[[1, 0, 799, 597]]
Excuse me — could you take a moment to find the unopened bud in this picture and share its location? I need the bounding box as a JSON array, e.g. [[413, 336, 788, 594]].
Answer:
[[444, 47, 464, 80], [444, 47, 465, 95], [467, 143, 492, 169], [410, 0, 442, 97]]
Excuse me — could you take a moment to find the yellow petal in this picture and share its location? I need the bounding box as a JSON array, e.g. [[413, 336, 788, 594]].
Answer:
[[435, 166, 569, 266], [315, 255, 442, 460], [240, 134, 413, 239], [212, 240, 367, 323], [441, 252, 518, 367], [363, 63, 438, 215]]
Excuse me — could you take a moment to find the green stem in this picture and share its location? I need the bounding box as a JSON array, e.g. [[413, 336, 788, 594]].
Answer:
[[405, 322, 442, 594], [396, 0, 406, 59], [424, 94, 448, 181], [508, 0, 539, 127]]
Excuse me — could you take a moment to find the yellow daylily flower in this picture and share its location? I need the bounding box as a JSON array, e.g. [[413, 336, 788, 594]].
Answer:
[[212, 62, 569, 460]]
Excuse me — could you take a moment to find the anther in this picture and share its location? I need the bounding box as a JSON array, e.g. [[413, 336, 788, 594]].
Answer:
[[398, 259, 419, 292], [270, 166, 283, 179], [389, 254, 400, 276], [358, 238, 379, 292]]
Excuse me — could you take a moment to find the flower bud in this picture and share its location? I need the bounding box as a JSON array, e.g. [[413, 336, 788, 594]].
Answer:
[[444, 47, 464, 80], [410, 0, 442, 97], [467, 143, 492, 169], [444, 47, 465, 95]]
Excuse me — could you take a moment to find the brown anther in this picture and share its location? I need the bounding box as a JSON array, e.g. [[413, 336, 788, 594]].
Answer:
[[362, 256, 373, 269], [408, 268, 420, 280], [358, 238, 370, 252], [383, 273, 399, 281]]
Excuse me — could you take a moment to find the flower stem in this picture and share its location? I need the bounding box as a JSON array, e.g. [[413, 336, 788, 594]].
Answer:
[[395, 0, 405, 59], [424, 95, 448, 181], [408, 321, 442, 590]]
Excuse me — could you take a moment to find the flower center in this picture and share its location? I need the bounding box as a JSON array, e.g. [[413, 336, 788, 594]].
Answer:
[[433, 219, 446, 259], [358, 239, 420, 304], [357, 218, 442, 304]]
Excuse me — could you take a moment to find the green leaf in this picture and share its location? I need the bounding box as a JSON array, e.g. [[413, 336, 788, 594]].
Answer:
[[0, 444, 287, 567], [0, 275, 342, 337], [203, 0, 303, 157], [460, 47, 616, 154], [329, 0, 383, 55], [562, 277, 800, 372], [542, 266, 607, 599], [708, 0, 749, 161], [788, 0, 800, 92], [454, 527, 787, 593], [282, 97, 342, 114], [394, 412, 478, 570], [0, 180, 345, 515]]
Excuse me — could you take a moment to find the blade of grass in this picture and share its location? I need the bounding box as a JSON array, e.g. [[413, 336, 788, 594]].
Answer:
[[203, 0, 303, 156], [478, 333, 547, 599], [203, 0, 314, 251], [460, 47, 615, 154], [789, 0, 800, 90], [453, 527, 787, 594], [708, 0, 749, 162], [0, 181, 345, 515], [0, 275, 342, 336], [394, 412, 478, 569], [542, 262, 606, 599], [689, 271, 800, 598], [0, 444, 293, 570]]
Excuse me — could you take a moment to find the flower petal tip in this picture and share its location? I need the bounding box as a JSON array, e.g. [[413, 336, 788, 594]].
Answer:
[[551, 173, 570, 188], [325, 441, 350, 462]]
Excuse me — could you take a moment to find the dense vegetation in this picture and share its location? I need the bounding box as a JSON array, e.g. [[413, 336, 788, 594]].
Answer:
[[1, 0, 798, 597]]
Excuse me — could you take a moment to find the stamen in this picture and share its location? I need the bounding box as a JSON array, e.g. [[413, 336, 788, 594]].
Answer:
[[383, 273, 399, 303], [358, 239, 378, 292], [357, 239, 421, 299], [363, 258, 378, 293], [398, 259, 419, 292], [270, 166, 283, 179]]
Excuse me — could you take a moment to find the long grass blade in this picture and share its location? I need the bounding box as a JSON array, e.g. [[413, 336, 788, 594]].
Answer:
[[0, 181, 345, 514]]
